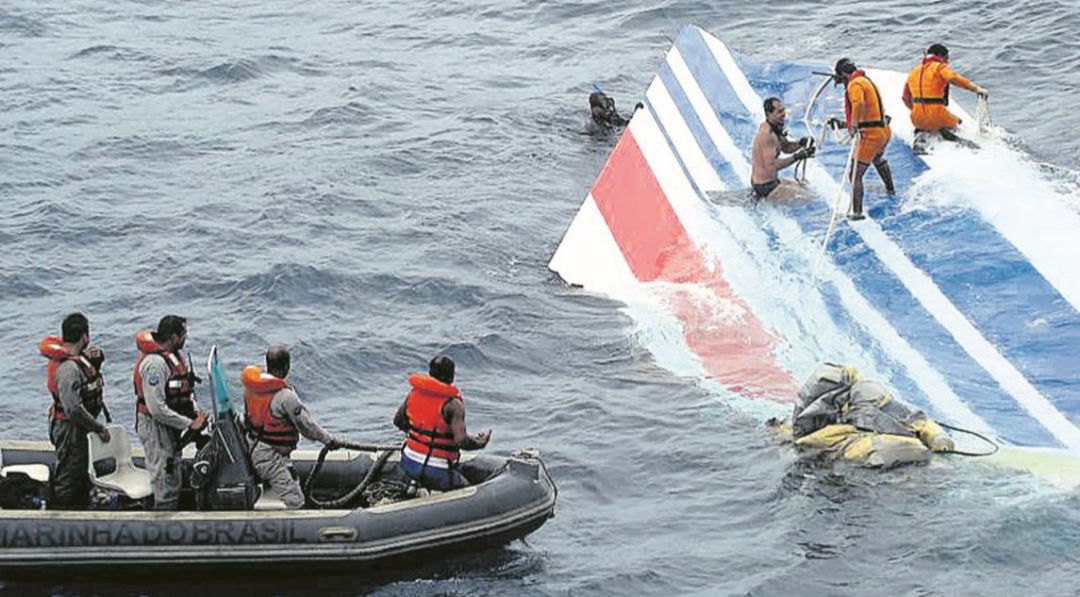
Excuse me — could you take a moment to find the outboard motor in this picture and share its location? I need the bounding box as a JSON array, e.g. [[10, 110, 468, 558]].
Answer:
[[191, 346, 259, 510]]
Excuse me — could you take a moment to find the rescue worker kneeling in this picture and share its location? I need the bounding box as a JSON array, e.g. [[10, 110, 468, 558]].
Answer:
[[901, 43, 988, 151], [393, 355, 491, 491], [781, 363, 954, 468], [242, 345, 346, 509]]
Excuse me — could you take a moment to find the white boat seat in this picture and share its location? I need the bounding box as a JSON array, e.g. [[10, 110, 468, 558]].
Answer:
[[1, 464, 51, 484], [87, 425, 152, 500], [0, 447, 51, 483], [253, 484, 287, 511]]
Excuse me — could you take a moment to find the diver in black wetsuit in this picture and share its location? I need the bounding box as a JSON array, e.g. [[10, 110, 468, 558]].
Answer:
[[589, 91, 643, 129]]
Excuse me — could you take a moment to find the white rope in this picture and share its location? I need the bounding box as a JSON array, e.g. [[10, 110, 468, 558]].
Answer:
[[813, 131, 859, 279]]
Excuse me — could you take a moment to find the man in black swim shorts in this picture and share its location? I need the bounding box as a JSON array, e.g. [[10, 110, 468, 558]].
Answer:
[[750, 97, 814, 200], [752, 179, 781, 200]]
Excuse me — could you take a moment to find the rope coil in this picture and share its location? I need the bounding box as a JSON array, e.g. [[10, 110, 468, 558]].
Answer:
[[303, 440, 404, 509]]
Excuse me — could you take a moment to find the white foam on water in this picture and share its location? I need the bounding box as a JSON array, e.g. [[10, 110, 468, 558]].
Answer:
[[621, 290, 792, 421], [695, 33, 1080, 449], [870, 67, 1080, 316], [654, 41, 994, 432], [651, 53, 886, 385], [645, 79, 860, 398], [551, 29, 1080, 451], [761, 209, 998, 432]]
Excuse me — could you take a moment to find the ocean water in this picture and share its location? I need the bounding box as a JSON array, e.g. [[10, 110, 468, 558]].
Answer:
[[2, 1, 1079, 595]]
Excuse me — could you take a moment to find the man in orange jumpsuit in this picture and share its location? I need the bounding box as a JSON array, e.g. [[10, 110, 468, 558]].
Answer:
[[833, 58, 895, 221], [901, 43, 988, 152]]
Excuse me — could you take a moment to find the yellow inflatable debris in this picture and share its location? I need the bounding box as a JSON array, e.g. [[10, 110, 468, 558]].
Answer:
[[779, 363, 957, 468]]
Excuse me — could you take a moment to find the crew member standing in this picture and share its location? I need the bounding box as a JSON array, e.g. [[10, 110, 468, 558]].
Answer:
[[393, 355, 491, 491], [133, 315, 207, 510], [41, 313, 110, 509], [833, 58, 896, 220], [242, 345, 344, 509]]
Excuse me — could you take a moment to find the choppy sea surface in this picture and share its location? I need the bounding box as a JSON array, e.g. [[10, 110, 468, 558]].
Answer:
[[2, 1, 1079, 595]]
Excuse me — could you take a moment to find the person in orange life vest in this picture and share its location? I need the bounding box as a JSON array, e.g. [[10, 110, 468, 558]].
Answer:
[[41, 313, 110, 509], [133, 315, 207, 510], [242, 345, 344, 509], [902, 44, 988, 138], [830, 58, 896, 221], [393, 355, 491, 491]]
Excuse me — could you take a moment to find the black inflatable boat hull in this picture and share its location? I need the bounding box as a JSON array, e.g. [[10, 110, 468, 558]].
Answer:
[[0, 441, 556, 576]]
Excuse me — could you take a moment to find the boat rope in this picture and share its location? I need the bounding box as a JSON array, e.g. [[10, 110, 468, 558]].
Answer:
[[304, 440, 404, 509], [935, 422, 1000, 457], [813, 130, 859, 279]]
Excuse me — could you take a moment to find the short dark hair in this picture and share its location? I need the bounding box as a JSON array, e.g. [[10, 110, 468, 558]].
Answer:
[[834, 58, 857, 78], [266, 345, 291, 377], [429, 355, 455, 384], [61, 312, 89, 343], [763, 97, 782, 117], [927, 43, 949, 58], [154, 315, 187, 343]]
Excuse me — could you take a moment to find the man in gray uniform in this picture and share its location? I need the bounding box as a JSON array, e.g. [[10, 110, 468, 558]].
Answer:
[[134, 316, 207, 510], [242, 345, 343, 509], [43, 313, 111, 509]]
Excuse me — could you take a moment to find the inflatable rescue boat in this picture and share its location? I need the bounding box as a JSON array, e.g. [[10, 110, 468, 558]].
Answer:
[[0, 443, 555, 576], [0, 346, 556, 577]]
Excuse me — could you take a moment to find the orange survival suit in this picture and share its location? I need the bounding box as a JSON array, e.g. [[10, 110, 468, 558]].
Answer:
[[845, 70, 892, 164], [902, 55, 980, 131]]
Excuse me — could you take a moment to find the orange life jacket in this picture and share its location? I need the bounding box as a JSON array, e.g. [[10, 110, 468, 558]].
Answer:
[[403, 374, 461, 463], [241, 366, 299, 454], [906, 55, 952, 106], [844, 71, 889, 130], [39, 335, 104, 421], [132, 329, 195, 418]]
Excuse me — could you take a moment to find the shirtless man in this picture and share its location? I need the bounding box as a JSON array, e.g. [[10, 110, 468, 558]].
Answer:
[[751, 97, 815, 200]]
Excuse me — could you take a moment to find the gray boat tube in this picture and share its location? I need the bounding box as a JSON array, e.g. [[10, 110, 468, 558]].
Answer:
[[0, 441, 557, 577]]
